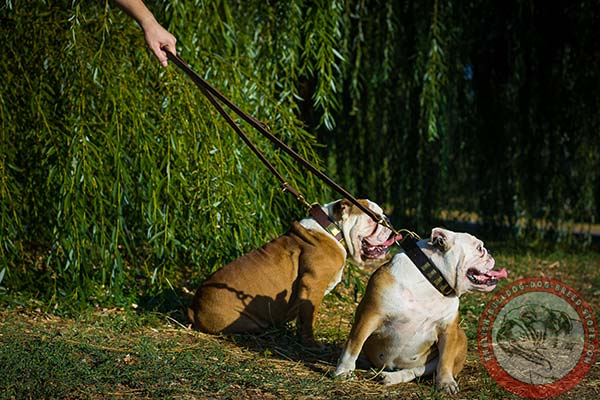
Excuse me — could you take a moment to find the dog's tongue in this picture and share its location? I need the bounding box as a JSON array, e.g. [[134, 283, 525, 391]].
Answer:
[[486, 268, 508, 280], [381, 233, 403, 247]]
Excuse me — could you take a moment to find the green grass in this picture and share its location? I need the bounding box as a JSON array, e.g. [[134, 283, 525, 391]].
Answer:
[[1, 246, 599, 399]]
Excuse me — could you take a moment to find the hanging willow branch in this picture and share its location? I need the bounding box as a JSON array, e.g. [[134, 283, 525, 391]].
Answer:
[[0, 0, 326, 302], [420, 0, 447, 141], [1, 0, 599, 306]]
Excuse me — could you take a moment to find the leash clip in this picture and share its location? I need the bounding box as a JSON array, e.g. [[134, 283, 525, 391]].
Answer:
[[281, 182, 310, 208]]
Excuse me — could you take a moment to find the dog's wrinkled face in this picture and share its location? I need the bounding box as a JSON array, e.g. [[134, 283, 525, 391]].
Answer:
[[327, 199, 399, 266], [428, 228, 507, 296]]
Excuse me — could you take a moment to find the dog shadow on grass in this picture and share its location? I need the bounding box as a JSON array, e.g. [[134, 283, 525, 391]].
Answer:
[[223, 327, 342, 375], [137, 288, 343, 374]]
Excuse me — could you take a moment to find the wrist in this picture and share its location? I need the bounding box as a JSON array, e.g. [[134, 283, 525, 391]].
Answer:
[[138, 14, 158, 31]]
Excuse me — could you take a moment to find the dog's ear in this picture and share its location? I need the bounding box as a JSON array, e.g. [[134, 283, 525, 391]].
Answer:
[[332, 199, 352, 221], [429, 227, 452, 252]]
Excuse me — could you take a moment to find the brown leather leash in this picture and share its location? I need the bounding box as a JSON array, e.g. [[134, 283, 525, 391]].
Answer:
[[163, 50, 384, 223], [164, 49, 455, 297]]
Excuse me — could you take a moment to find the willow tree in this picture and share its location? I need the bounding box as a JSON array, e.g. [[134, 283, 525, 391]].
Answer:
[[321, 0, 599, 241], [0, 0, 343, 303], [1, 0, 599, 306]]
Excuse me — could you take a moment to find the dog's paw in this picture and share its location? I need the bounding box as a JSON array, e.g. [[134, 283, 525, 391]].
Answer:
[[380, 371, 401, 386], [436, 378, 459, 395], [300, 337, 325, 351], [379, 370, 415, 386], [332, 366, 355, 380]]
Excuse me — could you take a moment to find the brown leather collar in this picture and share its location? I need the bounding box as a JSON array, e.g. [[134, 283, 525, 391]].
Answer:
[[308, 204, 346, 247]]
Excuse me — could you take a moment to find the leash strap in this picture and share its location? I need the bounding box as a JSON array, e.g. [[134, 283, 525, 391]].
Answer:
[[164, 49, 385, 226], [400, 236, 455, 296], [164, 50, 349, 244], [164, 49, 453, 296]]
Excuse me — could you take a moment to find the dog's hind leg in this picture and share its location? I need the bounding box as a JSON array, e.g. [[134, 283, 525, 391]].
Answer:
[[380, 358, 437, 385]]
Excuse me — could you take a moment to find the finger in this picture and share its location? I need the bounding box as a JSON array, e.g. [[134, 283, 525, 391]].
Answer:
[[159, 52, 168, 67], [151, 44, 168, 67], [162, 41, 177, 57]]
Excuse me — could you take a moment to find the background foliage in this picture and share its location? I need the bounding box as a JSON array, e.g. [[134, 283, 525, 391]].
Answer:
[[321, 0, 600, 240], [0, 0, 327, 304], [1, 0, 599, 305]]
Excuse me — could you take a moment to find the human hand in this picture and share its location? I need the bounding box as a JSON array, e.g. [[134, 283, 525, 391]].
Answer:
[[114, 0, 177, 67], [142, 20, 177, 67]]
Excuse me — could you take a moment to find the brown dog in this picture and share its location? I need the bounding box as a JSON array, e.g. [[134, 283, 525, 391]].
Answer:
[[334, 228, 507, 393], [188, 199, 398, 346]]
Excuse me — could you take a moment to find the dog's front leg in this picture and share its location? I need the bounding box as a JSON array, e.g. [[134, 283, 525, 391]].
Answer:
[[435, 315, 467, 394], [294, 280, 327, 348], [296, 301, 320, 347], [334, 305, 383, 378]]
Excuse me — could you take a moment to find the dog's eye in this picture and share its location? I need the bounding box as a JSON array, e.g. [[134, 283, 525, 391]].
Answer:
[[477, 244, 484, 254]]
